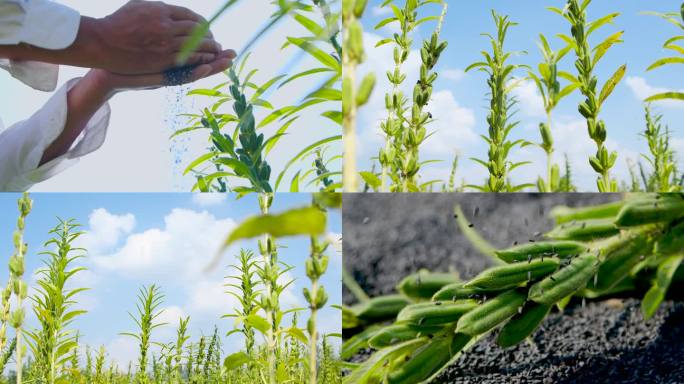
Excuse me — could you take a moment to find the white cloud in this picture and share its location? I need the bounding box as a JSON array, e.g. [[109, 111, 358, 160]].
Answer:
[[91, 209, 235, 280], [372, 5, 392, 16], [442, 68, 465, 83], [421, 90, 478, 157], [511, 78, 545, 117], [192, 193, 228, 207], [187, 279, 233, 317], [79, 209, 135, 255], [106, 336, 138, 370], [625, 76, 684, 109]]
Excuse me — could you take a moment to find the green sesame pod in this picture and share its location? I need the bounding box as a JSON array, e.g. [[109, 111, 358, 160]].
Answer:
[[368, 323, 444, 349], [341, 325, 381, 359], [396, 300, 478, 326], [354, 294, 411, 322], [551, 201, 625, 224], [387, 333, 471, 384], [496, 302, 551, 348], [397, 271, 460, 300], [615, 194, 684, 227], [464, 259, 560, 290], [455, 290, 527, 336], [545, 218, 619, 241], [431, 283, 496, 302], [528, 253, 598, 305], [589, 232, 651, 292], [495, 241, 587, 263], [655, 220, 684, 255]]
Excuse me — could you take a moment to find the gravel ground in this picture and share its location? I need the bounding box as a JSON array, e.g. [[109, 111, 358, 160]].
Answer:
[[343, 193, 684, 384]]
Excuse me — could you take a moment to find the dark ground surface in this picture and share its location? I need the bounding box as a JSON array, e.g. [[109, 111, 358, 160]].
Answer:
[[343, 193, 684, 384]]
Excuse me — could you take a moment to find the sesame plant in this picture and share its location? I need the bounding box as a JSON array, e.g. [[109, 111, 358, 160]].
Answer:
[[177, 0, 343, 193], [121, 285, 167, 384], [554, 0, 626, 192], [466, 11, 531, 192], [528, 35, 576, 192], [347, 1, 683, 193], [26, 219, 88, 384], [343, 193, 684, 383], [638, 105, 682, 192], [219, 192, 342, 384], [644, 2, 684, 102], [0, 194, 342, 383]]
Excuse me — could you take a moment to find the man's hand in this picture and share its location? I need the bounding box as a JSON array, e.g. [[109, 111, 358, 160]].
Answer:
[[89, 0, 222, 74], [90, 50, 236, 97], [0, 1, 224, 75]]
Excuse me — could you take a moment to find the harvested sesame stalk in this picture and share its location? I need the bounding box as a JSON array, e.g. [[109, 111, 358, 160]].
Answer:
[[345, 193, 684, 382]]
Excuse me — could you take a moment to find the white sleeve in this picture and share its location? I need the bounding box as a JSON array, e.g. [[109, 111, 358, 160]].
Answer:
[[0, 78, 111, 192], [0, 0, 81, 91]]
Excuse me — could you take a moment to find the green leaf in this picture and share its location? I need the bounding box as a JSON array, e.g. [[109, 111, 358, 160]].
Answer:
[[224, 351, 250, 371], [274, 135, 342, 191], [647, 57, 684, 71], [219, 207, 327, 251], [641, 255, 683, 320], [287, 37, 340, 70], [245, 314, 270, 334], [359, 172, 381, 190], [599, 64, 626, 105], [645, 92, 684, 102]]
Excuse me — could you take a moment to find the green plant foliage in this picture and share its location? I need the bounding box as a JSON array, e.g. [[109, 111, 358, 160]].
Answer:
[[466, 11, 531, 192], [644, 2, 684, 102], [26, 219, 88, 384], [179, 1, 342, 194], [343, 193, 684, 382], [553, 0, 625, 192]]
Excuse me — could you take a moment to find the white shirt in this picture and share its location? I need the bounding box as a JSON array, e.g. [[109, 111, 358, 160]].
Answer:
[[0, 0, 110, 191]]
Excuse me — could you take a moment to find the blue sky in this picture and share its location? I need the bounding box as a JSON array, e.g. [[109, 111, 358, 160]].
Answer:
[[357, 0, 684, 191], [0, 0, 339, 192], [0, 193, 341, 368]]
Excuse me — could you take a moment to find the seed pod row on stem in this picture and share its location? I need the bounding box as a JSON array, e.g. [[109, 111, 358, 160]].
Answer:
[[557, 0, 626, 192], [466, 11, 530, 192], [396, 2, 448, 192]]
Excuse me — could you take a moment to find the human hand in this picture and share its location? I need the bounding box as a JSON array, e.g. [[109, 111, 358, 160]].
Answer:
[[88, 50, 236, 96], [85, 0, 222, 74]]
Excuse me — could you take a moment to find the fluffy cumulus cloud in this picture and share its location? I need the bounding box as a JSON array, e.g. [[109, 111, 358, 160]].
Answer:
[[191, 193, 228, 207], [625, 76, 684, 109], [442, 68, 466, 83], [511, 78, 546, 117], [78, 209, 135, 255], [90, 209, 235, 280]]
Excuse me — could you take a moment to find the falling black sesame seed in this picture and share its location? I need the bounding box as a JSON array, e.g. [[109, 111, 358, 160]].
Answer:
[[163, 64, 198, 86]]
